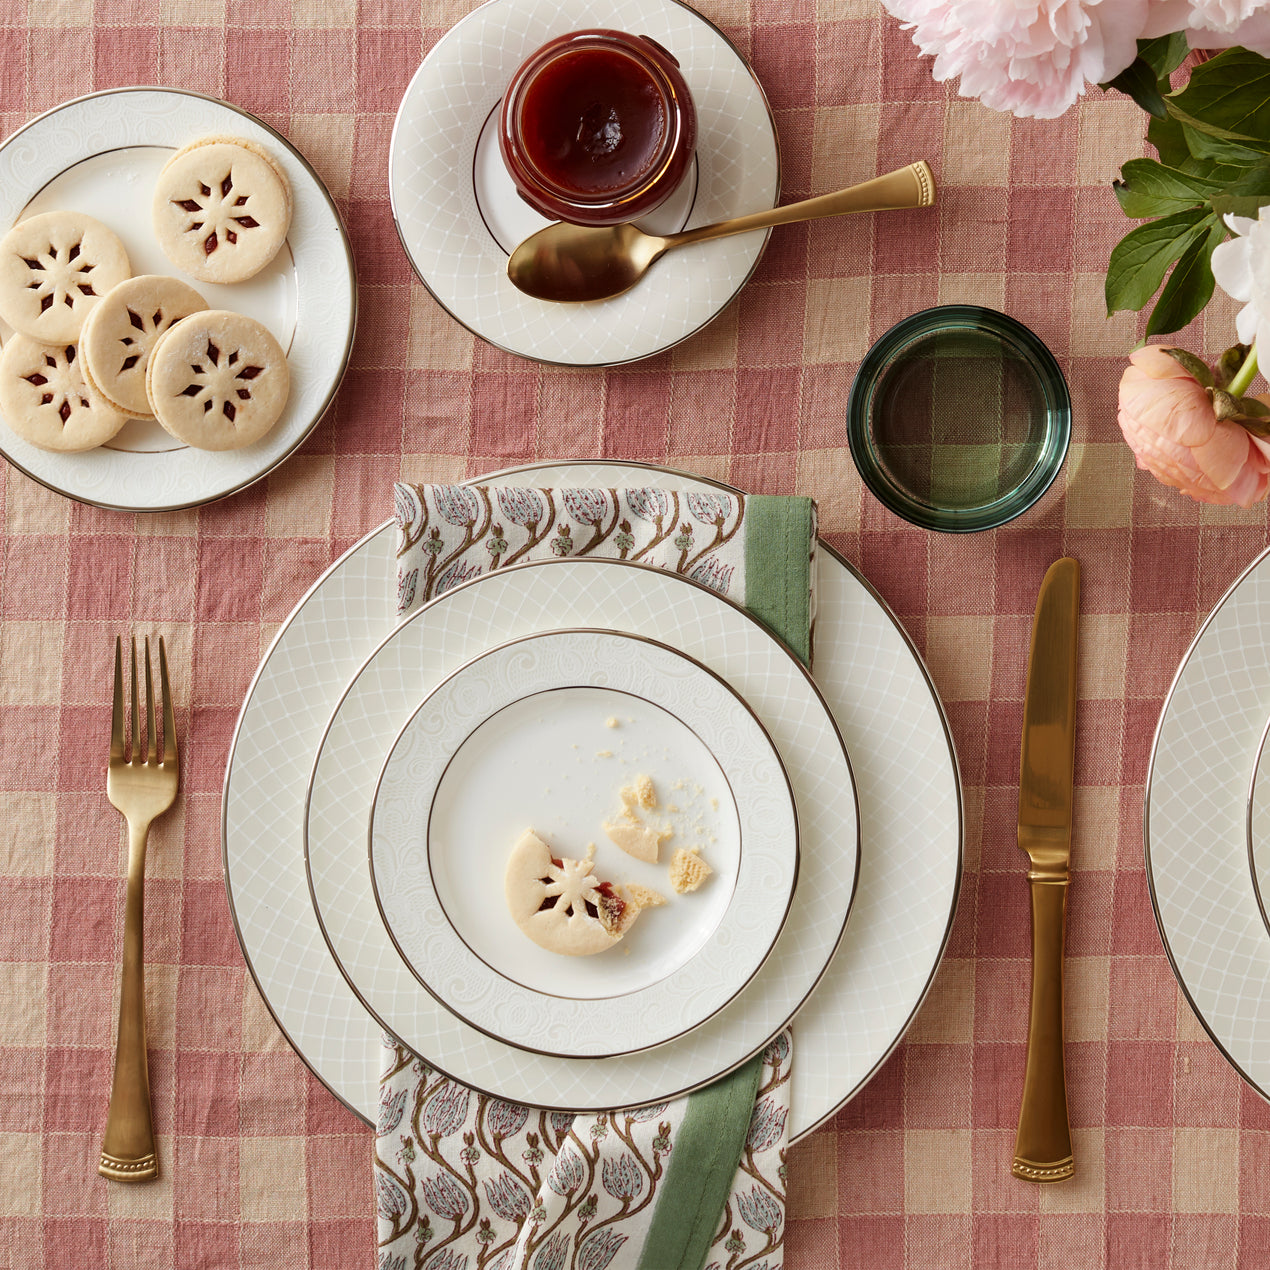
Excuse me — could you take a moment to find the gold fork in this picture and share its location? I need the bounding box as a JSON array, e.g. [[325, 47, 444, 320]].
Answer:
[[99, 636, 178, 1181]]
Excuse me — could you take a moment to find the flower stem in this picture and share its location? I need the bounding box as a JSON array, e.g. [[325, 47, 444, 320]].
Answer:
[[1228, 343, 1260, 397]]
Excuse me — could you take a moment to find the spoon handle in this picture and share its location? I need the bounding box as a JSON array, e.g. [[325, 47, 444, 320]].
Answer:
[[668, 160, 935, 249]]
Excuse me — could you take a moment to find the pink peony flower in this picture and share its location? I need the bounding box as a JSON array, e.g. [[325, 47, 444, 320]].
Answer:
[[1118, 346, 1270, 506], [882, 0, 1150, 118], [1143, 0, 1270, 54]]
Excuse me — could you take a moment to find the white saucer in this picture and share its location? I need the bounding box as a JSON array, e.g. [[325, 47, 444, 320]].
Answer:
[[0, 88, 355, 511], [388, 0, 779, 366], [369, 627, 799, 1059]]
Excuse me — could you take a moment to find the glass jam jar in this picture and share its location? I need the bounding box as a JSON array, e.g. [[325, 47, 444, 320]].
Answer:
[[499, 29, 697, 227]]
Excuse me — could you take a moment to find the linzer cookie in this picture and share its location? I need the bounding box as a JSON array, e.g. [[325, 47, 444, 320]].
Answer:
[[0, 334, 127, 452], [145, 309, 289, 450], [80, 275, 208, 420], [152, 137, 292, 284], [0, 211, 130, 344], [503, 829, 644, 957]]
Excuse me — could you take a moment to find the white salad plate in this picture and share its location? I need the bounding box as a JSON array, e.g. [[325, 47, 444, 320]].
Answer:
[[222, 459, 963, 1139], [369, 627, 799, 1059], [388, 0, 779, 366], [0, 87, 356, 511], [1148, 545, 1270, 1098], [312, 559, 851, 1107]]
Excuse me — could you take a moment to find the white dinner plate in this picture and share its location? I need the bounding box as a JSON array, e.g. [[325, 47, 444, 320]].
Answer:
[[313, 560, 850, 1107], [370, 627, 799, 1059], [388, 0, 779, 366], [222, 460, 963, 1138], [1148, 545, 1270, 1097], [1247, 713, 1270, 937], [0, 87, 356, 511]]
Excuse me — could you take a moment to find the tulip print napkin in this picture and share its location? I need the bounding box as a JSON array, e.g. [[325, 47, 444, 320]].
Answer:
[[376, 481, 816, 1270]]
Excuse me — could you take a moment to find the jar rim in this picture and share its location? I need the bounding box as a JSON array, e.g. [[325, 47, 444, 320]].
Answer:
[[501, 29, 694, 212]]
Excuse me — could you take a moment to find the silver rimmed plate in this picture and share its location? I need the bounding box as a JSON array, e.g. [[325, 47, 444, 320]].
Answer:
[[222, 459, 962, 1138], [387, 0, 779, 366], [369, 627, 799, 1059], [0, 87, 356, 511], [1248, 712, 1270, 937], [311, 559, 849, 1107], [1148, 545, 1270, 1096]]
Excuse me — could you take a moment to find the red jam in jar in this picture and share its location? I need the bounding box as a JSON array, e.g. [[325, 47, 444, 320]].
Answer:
[[500, 29, 697, 226]]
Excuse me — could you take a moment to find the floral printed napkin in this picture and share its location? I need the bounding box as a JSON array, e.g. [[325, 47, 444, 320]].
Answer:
[[376, 1036, 791, 1270], [376, 482, 816, 1270], [393, 483, 817, 667]]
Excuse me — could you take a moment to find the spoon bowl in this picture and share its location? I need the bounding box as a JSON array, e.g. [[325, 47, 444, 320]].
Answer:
[[507, 160, 935, 303]]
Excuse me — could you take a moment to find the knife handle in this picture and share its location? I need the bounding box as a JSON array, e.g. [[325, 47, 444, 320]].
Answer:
[[1012, 872, 1073, 1183]]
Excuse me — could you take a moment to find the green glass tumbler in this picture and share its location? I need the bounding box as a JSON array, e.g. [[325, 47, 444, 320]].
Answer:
[[847, 306, 1071, 532]]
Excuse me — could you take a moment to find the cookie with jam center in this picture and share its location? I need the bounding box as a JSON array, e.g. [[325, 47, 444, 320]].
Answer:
[[0, 211, 130, 344], [145, 309, 289, 451], [152, 137, 292, 284], [80, 274, 209, 420], [0, 333, 127, 452]]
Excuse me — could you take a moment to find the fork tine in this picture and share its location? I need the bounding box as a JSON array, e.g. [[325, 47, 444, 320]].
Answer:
[[159, 637, 177, 765], [144, 637, 157, 764], [129, 637, 139, 764], [110, 636, 125, 761]]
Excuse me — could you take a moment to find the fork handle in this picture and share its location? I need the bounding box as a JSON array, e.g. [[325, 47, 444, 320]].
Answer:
[[100, 819, 156, 1181]]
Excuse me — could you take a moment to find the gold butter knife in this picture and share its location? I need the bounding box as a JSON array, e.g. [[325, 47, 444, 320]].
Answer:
[[1012, 556, 1079, 1183]]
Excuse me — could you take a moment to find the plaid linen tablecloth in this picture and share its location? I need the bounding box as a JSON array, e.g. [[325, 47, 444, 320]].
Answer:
[[2, 2, 1269, 1268]]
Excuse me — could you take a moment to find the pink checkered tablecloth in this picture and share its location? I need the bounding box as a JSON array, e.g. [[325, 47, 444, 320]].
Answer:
[[2, 2, 1268, 1268]]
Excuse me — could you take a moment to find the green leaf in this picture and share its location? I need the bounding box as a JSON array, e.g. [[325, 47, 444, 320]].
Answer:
[[1179, 120, 1270, 164], [1166, 49, 1270, 150], [1210, 158, 1270, 218], [1105, 208, 1211, 315], [1148, 113, 1190, 167], [1145, 217, 1227, 337], [1138, 32, 1190, 81], [1102, 56, 1169, 117], [1113, 158, 1220, 218], [1146, 116, 1247, 182]]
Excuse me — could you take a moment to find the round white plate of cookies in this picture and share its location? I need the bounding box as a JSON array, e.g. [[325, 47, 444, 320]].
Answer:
[[0, 88, 356, 512]]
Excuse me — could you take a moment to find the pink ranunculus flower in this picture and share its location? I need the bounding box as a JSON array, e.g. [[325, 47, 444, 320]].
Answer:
[[1118, 346, 1270, 506], [882, 0, 1150, 118]]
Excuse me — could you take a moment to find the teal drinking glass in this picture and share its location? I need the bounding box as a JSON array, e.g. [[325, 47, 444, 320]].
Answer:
[[847, 306, 1071, 532]]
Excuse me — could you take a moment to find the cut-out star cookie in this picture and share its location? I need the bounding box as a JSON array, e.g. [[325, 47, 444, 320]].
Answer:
[[0, 211, 130, 344], [146, 309, 289, 451], [152, 136, 292, 284]]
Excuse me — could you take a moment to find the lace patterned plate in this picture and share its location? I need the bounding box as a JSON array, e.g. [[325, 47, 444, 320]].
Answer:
[[0, 88, 355, 510], [370, 627, 800, 1058], [388, 0, 779, 365], [1149, 545, 1270, 1100], [222, 460, 962, 1136]]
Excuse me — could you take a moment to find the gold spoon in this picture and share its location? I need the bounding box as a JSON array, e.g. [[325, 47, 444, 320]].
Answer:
[[507, 160, 935, 303]]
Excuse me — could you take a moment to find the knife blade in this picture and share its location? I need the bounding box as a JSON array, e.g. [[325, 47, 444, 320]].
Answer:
[[1012, 556, 1079, 1184]]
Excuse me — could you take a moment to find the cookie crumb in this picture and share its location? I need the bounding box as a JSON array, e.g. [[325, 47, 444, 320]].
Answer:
[[604, 811, 671, 863], [625, 883, 666, 909], [669, 848, 713, 895], [596, 749, 613, 758], [605, 716, 620, 729]]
